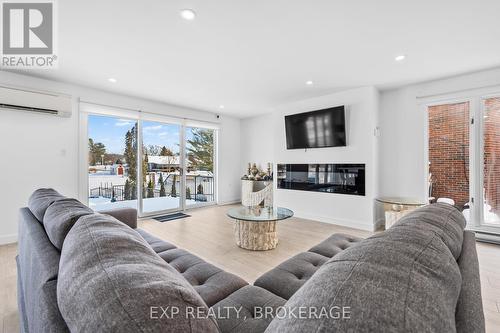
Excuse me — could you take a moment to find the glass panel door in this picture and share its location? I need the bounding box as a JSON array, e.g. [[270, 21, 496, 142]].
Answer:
[[427, 101, 471, 222], [87, 115, 138, 211], [185, 126, 216, 208], [86, 111, 217, 217], [481, 96, 500, 226], [141, 120, 182, 215]]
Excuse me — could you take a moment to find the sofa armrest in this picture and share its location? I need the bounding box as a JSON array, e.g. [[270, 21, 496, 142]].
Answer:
[[456, 231, 485, 333], [99, 208, 137, 229]]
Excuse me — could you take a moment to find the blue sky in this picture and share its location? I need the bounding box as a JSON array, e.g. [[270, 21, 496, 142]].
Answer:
[[88, 115, 194, 154]]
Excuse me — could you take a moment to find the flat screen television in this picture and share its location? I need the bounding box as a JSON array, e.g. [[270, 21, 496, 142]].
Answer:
[[285, 106, 346, 149]]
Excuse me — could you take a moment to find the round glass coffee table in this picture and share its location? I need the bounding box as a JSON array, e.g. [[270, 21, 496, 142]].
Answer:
[[374, 197, 426, 231], [226, 206, 294, 251]]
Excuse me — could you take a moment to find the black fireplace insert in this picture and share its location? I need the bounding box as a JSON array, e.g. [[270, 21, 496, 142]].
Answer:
[[277, 164, 365, 196]]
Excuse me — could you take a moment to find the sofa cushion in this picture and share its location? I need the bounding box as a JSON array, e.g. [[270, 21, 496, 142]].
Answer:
[[137, 228, 177, 253], [213, 286, 286, 333], [265, 203, 466, 332], [189, 265, 248, 307], [43, 198, 94, 250], [157, 248, 205, 273], [27, 188, 65, 221], [254, 252, 329, 300], [156, 247, 248, 306], [391, 202, 465, 260], [58, 213, 219, 333], [308, 233, 362, 258], [100, 207, 137, 229]]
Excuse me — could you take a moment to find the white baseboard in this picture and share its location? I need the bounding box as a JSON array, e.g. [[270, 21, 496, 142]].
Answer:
[[0, 233, 17, 245], [474, 231, 500, 245], [292, 210, 374, 232], [217, 199, 241, 206]]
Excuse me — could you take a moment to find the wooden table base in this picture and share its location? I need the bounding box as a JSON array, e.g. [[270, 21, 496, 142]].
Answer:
[[233, 219, 278, 251]]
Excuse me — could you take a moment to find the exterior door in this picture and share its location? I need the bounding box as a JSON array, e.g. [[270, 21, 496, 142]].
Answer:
[[478, 96, 500, 231], [87, 114, 139, 212], [427, 101, 472, 221], [426, 94, 500, 235], [184, 126, 216, 208], [83, 104, 217, 217], [139, 120, 183, 216]]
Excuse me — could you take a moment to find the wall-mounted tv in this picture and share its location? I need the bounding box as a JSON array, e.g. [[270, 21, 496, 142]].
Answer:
[[285, 106, 346, 149]]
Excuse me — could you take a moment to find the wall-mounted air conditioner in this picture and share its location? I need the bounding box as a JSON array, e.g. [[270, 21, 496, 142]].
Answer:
[[0, 85, 72, 117]]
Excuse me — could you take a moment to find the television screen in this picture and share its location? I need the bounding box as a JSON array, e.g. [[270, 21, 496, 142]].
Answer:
[[285, 106, 346, 149]]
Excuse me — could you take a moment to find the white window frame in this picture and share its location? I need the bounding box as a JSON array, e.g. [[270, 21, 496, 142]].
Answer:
[[477, 93, 500, 232], [183, 125, 219, 210], [419, 85, 500, 231], [78, 101, 219, 217]]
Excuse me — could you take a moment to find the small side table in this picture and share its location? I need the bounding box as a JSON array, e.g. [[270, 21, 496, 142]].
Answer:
[[226, 206, 293, 251], [374, 197, 426, 231]]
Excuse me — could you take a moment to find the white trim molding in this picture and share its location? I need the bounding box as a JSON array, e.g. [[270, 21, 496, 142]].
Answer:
[[217, 199, 241, 206], [0, 234, 17, 245], [292, 210, 374, 232]]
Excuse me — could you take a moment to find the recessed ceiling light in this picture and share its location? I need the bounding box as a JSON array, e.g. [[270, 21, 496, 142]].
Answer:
[[219, 105, 225, 109], [180, 9, 196, 20], [306, 80, 313, 85], [108, 78, 117, 83], [395, 55, 406, 61]]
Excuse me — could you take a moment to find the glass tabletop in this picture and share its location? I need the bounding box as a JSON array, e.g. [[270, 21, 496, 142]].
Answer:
[[226, 206, 294, 222], [375, 197, 426, 206]]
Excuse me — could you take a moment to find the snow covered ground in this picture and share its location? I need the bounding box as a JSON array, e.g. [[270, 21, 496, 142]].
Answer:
[[462, 203, 500, 225], [89, 169, 214, 212], [89, 196, 199, 212], [89, 173, 127, 188], [89, 171, 213, 191]]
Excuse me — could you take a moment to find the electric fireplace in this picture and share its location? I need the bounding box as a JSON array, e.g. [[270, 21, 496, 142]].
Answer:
[[277, 164, 365, 196]]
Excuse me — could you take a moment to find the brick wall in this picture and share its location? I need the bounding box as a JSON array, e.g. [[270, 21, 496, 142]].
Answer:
[[428, 102, 470, 209], [428, 99, 500, 214], [484, 97, 500, 214]]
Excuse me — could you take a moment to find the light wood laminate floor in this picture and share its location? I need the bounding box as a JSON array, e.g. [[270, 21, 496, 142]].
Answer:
[[1, 204, 499, 332]]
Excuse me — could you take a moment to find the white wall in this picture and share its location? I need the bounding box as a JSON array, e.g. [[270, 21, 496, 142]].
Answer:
[[241, 87, 380, 231], [0, 71, 241, 244], [217, 116, 242, 204], [379, 67, 500, 201], [240, 113, 274, 174]]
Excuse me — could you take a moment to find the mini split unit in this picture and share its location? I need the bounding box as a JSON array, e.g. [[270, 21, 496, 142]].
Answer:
[[0, 85, 71, 117]]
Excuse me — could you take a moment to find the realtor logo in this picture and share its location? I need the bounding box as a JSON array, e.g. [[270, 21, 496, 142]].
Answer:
[[1, 0, 57, 68]]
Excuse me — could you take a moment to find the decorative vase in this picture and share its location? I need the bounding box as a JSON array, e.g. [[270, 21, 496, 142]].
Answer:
[[251, 163, 259, 177]]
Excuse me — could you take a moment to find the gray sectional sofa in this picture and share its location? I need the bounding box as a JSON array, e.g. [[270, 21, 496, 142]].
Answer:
[[17, 189, 485, 332]]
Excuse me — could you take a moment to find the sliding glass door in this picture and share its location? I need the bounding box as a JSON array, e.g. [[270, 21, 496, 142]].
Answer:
[[427, 101, 471, 221], [480, 96, 500, 227], [87, 115, 139, 211], [140, 120, 182, 215], [185, 126, 216, 208], [84, 107, 217, 217], [426, 94, 500, 234]]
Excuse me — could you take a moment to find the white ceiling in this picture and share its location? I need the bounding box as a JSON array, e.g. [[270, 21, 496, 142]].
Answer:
[[12, 0, 500, 118]]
